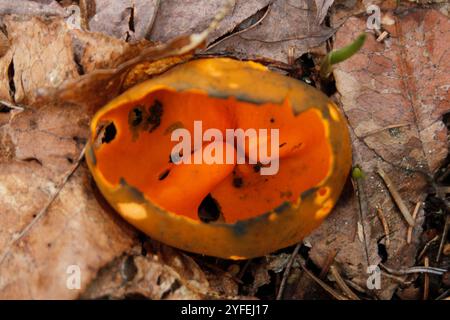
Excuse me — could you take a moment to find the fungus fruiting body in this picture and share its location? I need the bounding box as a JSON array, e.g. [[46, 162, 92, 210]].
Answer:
[[86, 58, 352, 259]]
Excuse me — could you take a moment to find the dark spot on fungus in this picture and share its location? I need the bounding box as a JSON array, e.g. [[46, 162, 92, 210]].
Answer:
[[253, 163, 262, 173], [270, 118, 275, 123], [129, 106, 144, 127], [279, 142, 287, 148], [274, 201, 290, 214], [301, 187, 318, 200], [198, 194, 221, 223], [147, 99, 163, 132], [158, 169, 170, 181], [232, 177, 243, 188], [233, 221, 247, 236], [102, 122, 117, 144]]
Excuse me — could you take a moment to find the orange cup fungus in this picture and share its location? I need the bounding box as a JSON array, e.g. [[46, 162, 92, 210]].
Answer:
[[86, 58, 352, 259]]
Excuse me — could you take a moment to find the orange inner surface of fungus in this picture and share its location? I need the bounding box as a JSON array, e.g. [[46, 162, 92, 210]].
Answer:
[[94, 89, 332, 223]]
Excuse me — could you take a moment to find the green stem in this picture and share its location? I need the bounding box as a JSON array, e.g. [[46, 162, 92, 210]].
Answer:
[[320, 33, 367, 79]]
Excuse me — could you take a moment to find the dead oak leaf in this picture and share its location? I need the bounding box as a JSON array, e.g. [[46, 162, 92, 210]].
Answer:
[[0, 15, 80, 105], [0, 162, 137, 299], [305, 9, 449, 299]]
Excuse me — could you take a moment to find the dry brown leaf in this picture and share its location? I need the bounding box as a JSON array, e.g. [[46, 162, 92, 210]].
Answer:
[[305, 8, 449, 299], [82, 243, 212, 299], [0, 167, 136, 299], [0, 16, 79, 105], [208, 0, 335, 63]]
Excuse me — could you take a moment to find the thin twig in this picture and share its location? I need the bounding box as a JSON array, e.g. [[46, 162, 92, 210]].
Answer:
[[436, 215, 450, 263], [376, 31, 389, 42], [380, 263, 447, 276], [319, 249, 337, 279], [344, 279, 369, 294], [299, 261, 348, 300], [376, 205, 390, 247], [435, 289, 449, 300], [417, 235, 439, 261], [377, 167, 415, 227], [423, 256, 429, 300], [329, 265, 360, 300], [237, 259, 252, 280], [380, 271, 411, 285], [276, 243, 301, 300], [0, 99, 25, 111], [407, 201, 422, 244], [288, 47, 295, 65], [352, 166, 371, 266]]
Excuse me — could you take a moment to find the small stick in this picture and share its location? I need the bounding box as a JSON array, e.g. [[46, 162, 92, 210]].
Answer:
[[0, 99, 25, 111], [276, 243, 301, 300], [377, 167, 415, 227], [288, 47, 295, 65], [319, 249, 337, 279], [329, 265, 360, 300], [380, 263, 447, 276], [380, 271, 410, 285], [237, 259, 252, 280], [423, 257, 429, 300], [376, 31, 389, 42], [435, 289, 449, 300], [376, 205, 391, 247], [299, 262, 348, 300], [407, 201, 421, 244], [436, 215, 450, 263], [417, 235, 439, 261], [344, 279, 369, 294]]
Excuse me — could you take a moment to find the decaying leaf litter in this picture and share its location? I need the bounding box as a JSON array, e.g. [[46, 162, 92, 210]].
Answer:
[[0, 0, 449, 300]]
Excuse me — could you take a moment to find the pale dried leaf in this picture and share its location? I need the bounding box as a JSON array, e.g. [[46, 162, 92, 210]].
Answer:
[[0, 16, 79, 104], [149, 0, 271, 44], [208, 0, 335, 62]]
